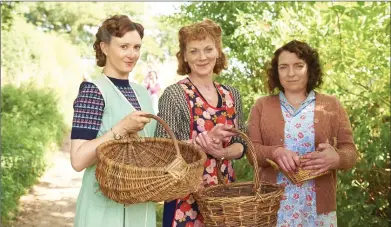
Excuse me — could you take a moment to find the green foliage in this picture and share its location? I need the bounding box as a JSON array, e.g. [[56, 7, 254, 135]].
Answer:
[[144, 17, 179, 63], [316, 3, 390, 226], [156, 203, 163, 227], [1, 2, 19, 31], [20, 2, 143, 47], [167, 2, 390, 226], [1, 15, 90, 124], [16, 2, 175, 65], [232, 156, 254, 183], [1, 84, 67, 225], [1, 9, 82, 225]]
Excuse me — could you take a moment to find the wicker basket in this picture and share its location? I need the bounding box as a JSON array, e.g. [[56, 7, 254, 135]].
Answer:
[[266, 156, 331, 184], [95, 114, 207, 204], [266, 138, 337, 184], [194, 129, 284, 227]]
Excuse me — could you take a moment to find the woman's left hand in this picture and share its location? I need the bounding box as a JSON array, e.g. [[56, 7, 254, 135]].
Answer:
[[301, 141, 340, 176]]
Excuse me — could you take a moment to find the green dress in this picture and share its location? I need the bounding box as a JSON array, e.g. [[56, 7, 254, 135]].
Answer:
[[74, 76, 157, 227]]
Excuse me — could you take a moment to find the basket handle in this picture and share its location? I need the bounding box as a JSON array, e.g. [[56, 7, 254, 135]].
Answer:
[[266, 159, 280, 171], [216, 128, 260, 191], [139, 113, 181, 158]]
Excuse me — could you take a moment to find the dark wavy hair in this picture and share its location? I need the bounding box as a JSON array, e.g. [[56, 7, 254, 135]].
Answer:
[[93, 15, 144, 67], [267, 40, 323, 94], [176, 19, 228, 75]]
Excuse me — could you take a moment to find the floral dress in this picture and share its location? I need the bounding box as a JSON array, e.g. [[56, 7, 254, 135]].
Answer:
[[277, 91, 337, 227], [163, 78, 237, 227]]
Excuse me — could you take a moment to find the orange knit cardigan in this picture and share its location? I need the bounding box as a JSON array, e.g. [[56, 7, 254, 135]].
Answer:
[[247, 92, 358, 214]]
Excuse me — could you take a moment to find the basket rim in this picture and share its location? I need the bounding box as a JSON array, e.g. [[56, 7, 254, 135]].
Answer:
[[195, 181, 284, 199], [96, 137, 207, 171], [97, 136, 200, 151]]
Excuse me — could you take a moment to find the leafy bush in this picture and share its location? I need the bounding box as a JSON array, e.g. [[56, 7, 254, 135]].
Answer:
[[1, 15, 87, 125], [1, 84, 66, 225]]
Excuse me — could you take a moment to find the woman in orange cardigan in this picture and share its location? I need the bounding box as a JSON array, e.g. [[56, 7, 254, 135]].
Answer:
[[247, 40, 358, 227]]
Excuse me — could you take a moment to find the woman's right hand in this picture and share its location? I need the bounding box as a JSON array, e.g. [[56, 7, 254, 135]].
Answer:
[[207, 124, 237, 143], [111, 111, 151, 137], [272, 147, 300, 173], [195, 131, 226, 159]]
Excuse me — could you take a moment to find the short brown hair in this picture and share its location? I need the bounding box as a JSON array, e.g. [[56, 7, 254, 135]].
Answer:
[[93, 15, 144, 67], [176, 19, 228, 75], [267, 40, 323, 94]]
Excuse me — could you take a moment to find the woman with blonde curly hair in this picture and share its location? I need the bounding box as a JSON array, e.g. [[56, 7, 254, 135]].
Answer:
[[155, 19, 247, 227]]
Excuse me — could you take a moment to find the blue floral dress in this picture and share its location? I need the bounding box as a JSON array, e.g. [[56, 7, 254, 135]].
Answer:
[[277, 91, 337, 227]]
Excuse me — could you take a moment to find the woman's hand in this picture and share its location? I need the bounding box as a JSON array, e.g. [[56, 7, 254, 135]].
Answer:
[[207, 124, 237, 143], [301, 141, 340, 176], [111, 111, 151, 137], [185, 131, 201, 147], [195, 131, 227, 159], [272, 147, 300, 173]]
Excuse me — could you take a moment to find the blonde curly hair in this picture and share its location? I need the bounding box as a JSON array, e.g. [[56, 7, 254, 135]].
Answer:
[[176, 19, 228, 75]]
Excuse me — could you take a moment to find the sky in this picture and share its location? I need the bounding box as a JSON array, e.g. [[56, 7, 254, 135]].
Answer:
[[146, 2, 184, 16]]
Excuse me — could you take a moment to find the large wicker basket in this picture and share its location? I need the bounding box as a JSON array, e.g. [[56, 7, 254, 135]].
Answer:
[[194, 129, 284, 227], [95, 114, 207, 204]]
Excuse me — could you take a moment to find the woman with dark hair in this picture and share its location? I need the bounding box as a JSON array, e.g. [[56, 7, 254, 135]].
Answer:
[[155, 19, 247, 227], [247, 40, 358, 227], [70, 15, 156, 227]]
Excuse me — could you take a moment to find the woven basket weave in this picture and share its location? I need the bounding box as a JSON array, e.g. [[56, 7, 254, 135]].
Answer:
[[194, 129, 284, 227], [266, 137, 338, 185], [95, 114, 207, 204], [266, 157, 330, 184]]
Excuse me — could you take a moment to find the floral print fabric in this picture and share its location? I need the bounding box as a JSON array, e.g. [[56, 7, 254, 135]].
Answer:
[[170, 78, 237, 227], [277, 91, 337, 227]]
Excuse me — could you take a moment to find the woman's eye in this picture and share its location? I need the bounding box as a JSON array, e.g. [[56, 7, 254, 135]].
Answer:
[[121, 45, 127, 49]]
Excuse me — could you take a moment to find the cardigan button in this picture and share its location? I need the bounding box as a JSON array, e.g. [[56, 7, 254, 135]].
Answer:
[[314, 119, 319, 123]]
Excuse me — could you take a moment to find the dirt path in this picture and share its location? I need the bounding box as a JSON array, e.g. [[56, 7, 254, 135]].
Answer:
[[9, 138, 84, 227]]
